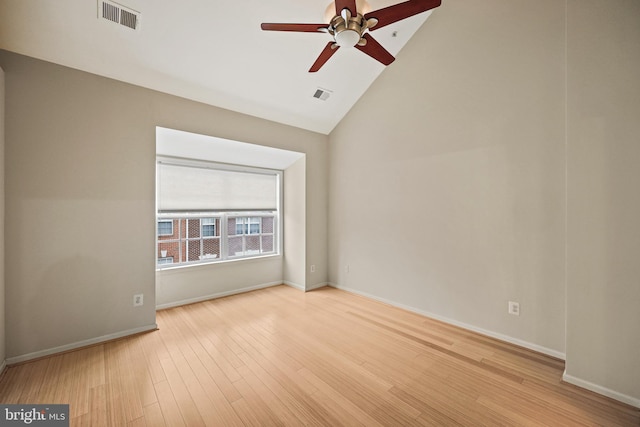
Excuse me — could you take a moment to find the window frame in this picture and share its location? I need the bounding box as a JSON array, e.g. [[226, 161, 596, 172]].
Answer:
[[156, 157, 282, 270]]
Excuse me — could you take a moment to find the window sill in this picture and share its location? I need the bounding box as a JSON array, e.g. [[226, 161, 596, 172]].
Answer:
[[156, 253, 282, 273]]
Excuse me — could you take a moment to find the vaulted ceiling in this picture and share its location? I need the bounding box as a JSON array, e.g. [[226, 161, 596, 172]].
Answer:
[[0, 0, 437, 134]]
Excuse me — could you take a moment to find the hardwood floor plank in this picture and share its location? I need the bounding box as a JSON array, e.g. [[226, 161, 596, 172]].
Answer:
[[17, 357, 49, 404], [390, 385, 473, 426], [89, 384, 108, 427], [298, 367, 386, 427], [126, 416, 147, 427], [180, 348, 245, 426], [0, 285, 636, 426], [153, 380, 186, 427], [473, 396, 541, 426], [142, 402, 166, 427], [158, 354, 206, 426], [177, 306, 247, 385], [319, 294, 456, 347], [522, 379, 640, 426], [273, 330, 424, 425], [160, 313, 242, 427], [185, 335, 244, 404], [126, 338, 158, 408], [118, 341, 145, 422], [235, 363, 303, 425], [139, 329, 168, 385], [230, 397, 267, 427], [0, 365, 21, 400], [231, 379, 284, 426], [62, 350, 87, 418], [447, 367, 614, 426], [235, 350, 342, 426], [225, 323, 318, 396], [104, 342, 130, 426], [298, 299, 426, 366]]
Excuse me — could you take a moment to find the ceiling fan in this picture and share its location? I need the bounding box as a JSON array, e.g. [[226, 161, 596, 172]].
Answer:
[[261, 0, 441, 72]]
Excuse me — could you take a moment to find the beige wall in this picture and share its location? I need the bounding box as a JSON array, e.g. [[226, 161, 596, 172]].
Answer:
[[283, 157, 306, 289], [329, 0, 640, 406], [0, 65, 5, 368], [156, 257, 284, 308], [329, 0, 566, 355], [0, 50, 328, 361], [565, 0, 640, 404], [305, 142, 330, 290]]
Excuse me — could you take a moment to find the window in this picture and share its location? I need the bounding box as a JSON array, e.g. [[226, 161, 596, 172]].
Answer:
[[157, 220, 173, 236], [156, 159, 281, 268], [234, 217, 261, 235], [202, 217, 216, 237]]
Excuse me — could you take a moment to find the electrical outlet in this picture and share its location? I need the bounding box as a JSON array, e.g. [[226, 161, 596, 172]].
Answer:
[[310, 264, 316, 273], [134, 294, 144, 307], [508, 301, 520, 316], [346, 264, 350, 273]]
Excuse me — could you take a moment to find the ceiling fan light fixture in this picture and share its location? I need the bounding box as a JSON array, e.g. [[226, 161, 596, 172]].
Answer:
[[335, 29, 361, 48], [324, 0, 371, 22]]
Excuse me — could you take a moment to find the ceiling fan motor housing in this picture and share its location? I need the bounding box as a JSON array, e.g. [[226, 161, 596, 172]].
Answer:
[[329, 13, 368, 48]]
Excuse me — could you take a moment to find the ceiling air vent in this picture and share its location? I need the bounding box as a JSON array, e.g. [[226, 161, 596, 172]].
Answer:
[[313, 88, 332, 101], [98, 0, 140, 31]]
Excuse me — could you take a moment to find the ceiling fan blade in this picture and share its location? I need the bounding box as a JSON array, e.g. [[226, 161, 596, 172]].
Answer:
[[365, 0, 441, 31], [309, 42, 340, 72], [354, 34, 395, 65], [261, 23, 328, 33], [335, 0, 357, 16]]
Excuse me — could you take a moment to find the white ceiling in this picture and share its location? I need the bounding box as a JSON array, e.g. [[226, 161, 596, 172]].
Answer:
[[157, 127, 305, 170], [0, 0, 435, 134]]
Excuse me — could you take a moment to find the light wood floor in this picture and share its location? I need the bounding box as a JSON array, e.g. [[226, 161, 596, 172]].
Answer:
[[0, 285, 638, 426]]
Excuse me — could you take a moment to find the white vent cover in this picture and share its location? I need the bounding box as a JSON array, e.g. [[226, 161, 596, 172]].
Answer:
[[98, 0, 140, 30], [313, 88, 332, 101]]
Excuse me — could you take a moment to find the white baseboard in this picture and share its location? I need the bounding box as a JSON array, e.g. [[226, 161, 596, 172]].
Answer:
[[6, 324, 158, 365], [156, 281, 282, 310], [306, 282, 329, 291], [283, 281, 304, 291], [0, 360, 6, 376], [328, 283, 566, 360], [563, 372, 640, 409], [284, 281, 328, 292]]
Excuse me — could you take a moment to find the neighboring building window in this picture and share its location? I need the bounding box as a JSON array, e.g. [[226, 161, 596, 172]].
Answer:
[[157, 220, 173, 236], [228, 216, 275, 257], [234, 217, 261, 235], [156, 159, 281, 268], [202, 217, 216, 237]]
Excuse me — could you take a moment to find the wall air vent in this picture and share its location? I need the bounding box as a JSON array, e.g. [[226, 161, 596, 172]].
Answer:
[[98, 0, 140, 31], [313, 88, 332, 101]]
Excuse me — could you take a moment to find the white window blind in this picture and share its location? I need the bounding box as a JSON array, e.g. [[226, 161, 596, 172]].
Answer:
[[157, 162, 278, 212]]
